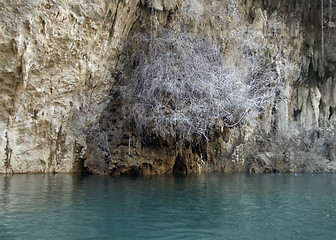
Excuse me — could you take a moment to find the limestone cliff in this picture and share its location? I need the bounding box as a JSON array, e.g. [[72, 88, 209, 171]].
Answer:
[[0, 0, 335, 174], [0, 0, 138, 173]]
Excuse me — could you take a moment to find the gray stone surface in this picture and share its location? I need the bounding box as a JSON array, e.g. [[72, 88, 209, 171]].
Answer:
[[0, 0, 335, 174]]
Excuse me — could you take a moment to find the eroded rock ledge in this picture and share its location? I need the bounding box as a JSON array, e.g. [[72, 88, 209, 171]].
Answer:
[[0, 0, 335, 174]]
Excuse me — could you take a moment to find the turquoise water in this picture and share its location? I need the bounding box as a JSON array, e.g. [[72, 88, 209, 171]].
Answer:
[[1, 174, 336, 239]]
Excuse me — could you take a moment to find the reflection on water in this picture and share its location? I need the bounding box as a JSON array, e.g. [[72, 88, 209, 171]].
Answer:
[[1, 174, 336, 239]]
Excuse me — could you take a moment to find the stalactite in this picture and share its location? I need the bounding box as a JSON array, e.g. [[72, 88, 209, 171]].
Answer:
[[321, 0, 324, 64], [328, 0, 332, 43], [4, 132, 12, 175], [330, 0, 332, 22]]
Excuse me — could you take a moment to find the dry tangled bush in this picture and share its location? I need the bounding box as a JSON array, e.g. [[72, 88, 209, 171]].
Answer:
[[120, 30, 283, 141]]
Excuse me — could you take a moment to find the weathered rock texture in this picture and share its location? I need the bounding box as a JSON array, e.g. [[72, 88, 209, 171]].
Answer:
[[0, 0, 335, 174], [0, 0, 136, 173]]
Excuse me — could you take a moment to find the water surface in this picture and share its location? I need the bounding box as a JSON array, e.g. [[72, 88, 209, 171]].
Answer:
[[1, 173, 336, 239]]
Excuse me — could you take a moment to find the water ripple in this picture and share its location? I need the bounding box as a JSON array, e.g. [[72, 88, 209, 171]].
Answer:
[[1, 174, 336, 239]]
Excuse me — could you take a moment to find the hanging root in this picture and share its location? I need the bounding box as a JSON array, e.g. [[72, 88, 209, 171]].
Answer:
[[120, 29, 287, 141]]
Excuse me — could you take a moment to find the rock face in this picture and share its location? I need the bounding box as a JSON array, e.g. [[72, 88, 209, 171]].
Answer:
[[0, 0, 139, 173], [0, 0, 335, 174]]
